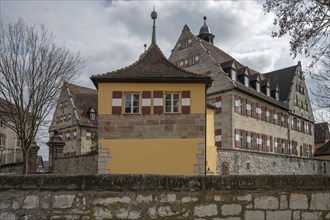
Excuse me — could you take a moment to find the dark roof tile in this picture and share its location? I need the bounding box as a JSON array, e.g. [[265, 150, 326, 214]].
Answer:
[[314, 122, 330, 143]]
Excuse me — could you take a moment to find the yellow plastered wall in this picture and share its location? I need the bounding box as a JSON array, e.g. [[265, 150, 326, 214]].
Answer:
[[98, 83, 206, 114], [206, 108, 217, 174], [99, 138, 204, 175]]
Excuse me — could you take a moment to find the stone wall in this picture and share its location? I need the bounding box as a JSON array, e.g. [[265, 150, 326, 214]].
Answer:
[[218, 148, 330, 175], [0, 162, 23, 174], [98, 114, 205, 139], [53, 152, 97, 175], [0, 175, 329, 219]]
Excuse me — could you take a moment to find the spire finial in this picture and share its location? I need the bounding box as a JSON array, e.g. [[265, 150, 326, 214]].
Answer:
[[203, 16, 207, 25], [144, 43, 147, 52], [151, 8, 158, 45]]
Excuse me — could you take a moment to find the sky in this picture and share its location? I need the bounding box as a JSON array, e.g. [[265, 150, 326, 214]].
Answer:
[[0, 0, 320, 160]]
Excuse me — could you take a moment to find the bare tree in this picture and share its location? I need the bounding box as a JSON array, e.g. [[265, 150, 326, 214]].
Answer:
[[0, 18, 83, 174], [264, 0, 330, 72]]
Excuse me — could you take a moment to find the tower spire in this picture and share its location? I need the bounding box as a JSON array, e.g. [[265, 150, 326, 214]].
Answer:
[[151, 8, 158, 45]]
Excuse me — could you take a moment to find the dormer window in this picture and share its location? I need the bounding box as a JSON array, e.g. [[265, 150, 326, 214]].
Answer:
[[275, 91, 279, 101], [256, 82, 260, 92], [231, 69, 237, 81], [266, 87, 270, 97], [90, 112, 96, 121], [244, 76, 249, 87]]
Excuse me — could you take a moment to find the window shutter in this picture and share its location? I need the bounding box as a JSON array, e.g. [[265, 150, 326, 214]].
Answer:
[[234, 96, 240, 113], [215, 96, 222, 113], [112, 91, 122, 115], [274, 138, 278, 153], [215, 129, 222, 147], [265, 107, 269, 122], [246, 99, 251, 116], [246, 131, 251, 149], [142, 91, 151, 115], [86, 129, 91, 140], [257, 133, 261, 150], [153, 91, 163, 114], [235, 129, 240, 148], [72, 129, 77, 140], [182, 91, 191, 114], [266, 135, 270, 152]]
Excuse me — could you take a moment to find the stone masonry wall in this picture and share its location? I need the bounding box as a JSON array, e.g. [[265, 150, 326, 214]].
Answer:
[[218, 148, 330, 175], [0, 175, 329, 219], [98, 114, 205, 139], [53, 152, 97, 175]]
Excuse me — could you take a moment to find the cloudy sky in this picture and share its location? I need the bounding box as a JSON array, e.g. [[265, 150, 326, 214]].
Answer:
[[0, 0, 317, 160]]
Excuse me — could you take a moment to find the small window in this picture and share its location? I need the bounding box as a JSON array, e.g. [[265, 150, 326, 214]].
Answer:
[[165, 93, 180, 113], [124, 94, 140, 114], [231, 69, 237, 81], [239, 99, 244, 114], [183, 41, 188, 48], [244, 76, 249, 87], [239, 130, 244, 149], [0, 134, 5, 148], [90, 113, 96, 121], [191, 57, 196, 65], [266, 87, 270, 96], [16, 139, 21, 148], [256, 82, 260, 92], [275, 91, 279, 101]]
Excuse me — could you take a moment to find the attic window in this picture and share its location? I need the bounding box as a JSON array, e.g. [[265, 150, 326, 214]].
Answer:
[[90, 112, 96, 121], [266, 87, 270, 97], [256, 82, 260, 92], [244, 76, 249, 87], [231, 69, 237, 81], [275, 91, 279, 101]]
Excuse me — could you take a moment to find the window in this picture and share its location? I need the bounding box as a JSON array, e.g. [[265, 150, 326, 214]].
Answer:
[[262, 135, 267, 151], [90, 113, 96, 121], [239, 99, 244, 114], [183, 40, 188, 48], [251, 103, 255, 118], [124, 94, 140, 114], [266, 87, 270, 97], [165, 93, 180, 113], [231, 69, 237, 81], [256, 82, 260, 92], [239, 130, 245, 149], [0, 134, 5, 148], [0, 120, 2, 128], [251, 132, 257, 150], [191, 57, 196, 65], [275, 91, 279, 101], [244, 76, 249, 87], [16, 139, 21, 148]]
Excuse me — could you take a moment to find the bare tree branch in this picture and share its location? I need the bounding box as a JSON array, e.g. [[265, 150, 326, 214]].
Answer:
[[0, 18, 83, 174]]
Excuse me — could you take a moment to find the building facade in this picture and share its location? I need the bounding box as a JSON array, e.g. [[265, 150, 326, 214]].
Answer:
[[0, 98, 23, 165], [91, 11, 216, 175], [169, 17, 315, 175], [49, 83, 98, 157]]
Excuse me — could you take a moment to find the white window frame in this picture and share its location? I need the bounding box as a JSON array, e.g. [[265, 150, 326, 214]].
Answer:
[[231, 69, 237, 81], [124, 93, 140, 114], [266, 87, 270, 96], [90, 112, 96, 121], [275, 91, 279, 101], [165, 93, 180, 113], [244, 76, 249, 87], [256, 82, 260, 92]]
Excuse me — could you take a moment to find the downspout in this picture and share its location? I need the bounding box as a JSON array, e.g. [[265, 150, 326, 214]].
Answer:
[[204, 84, 208, 175]]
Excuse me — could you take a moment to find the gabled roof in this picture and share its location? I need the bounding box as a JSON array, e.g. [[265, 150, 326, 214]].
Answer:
[[264, 65, 297, 101], [315, 122, 330, 143], [314, 140, 330, 156], [66, 83, 98, 127], [91, 44, 212, 88]]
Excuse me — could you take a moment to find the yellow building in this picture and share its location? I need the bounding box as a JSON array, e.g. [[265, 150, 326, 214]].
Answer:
[[90, 10, 215, 175]]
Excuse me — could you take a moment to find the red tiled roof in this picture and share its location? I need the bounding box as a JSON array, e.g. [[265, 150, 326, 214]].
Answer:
[[91, 44, 212, 87]]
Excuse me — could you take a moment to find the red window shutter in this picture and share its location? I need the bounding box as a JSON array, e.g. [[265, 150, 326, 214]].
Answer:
[[235, 129, 240, 148], [256, 104, 261, 119], [266, 135, 270, 152], [265, 107, 269, 122], [246, 99, 251, 116], [182, 91, 190, 114], [246, 131, 251, 149], [257, 133, 261, 150], [215, 96, 222, 114], [142, 91, 151, 115], [234, 96, 240, 113], [112, 91, 122, 115], [215, 129, 222, 147], [153, 91, 163, 114]]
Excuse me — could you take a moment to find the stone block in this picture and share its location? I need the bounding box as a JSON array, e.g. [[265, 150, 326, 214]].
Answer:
[[94, 208, 112, 219], [181, 196, 198, 203], [158, 206, 175, 217], [159, 193, 176, 203], [194, 204, 218, 217], [236, 194, 252, 202], [280, 195, 288, 209], [221, 204, 242, 216], [293, 211, 300, 220], [147, 205, 157, 219], [310, 193, 330, 210], [290, 194, 308, 210], [245, 210, 265, 220], [0, 212, 15, 220], [266, 210, 291, 220], [22, 195, 39, 209], [136, 195, 152, 203], [254, 196, 278, 210], [53, 195, 75, 209], [214, 195, 222, 202], [301, 212, 322, 220], [97, 196, 131, 205]]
